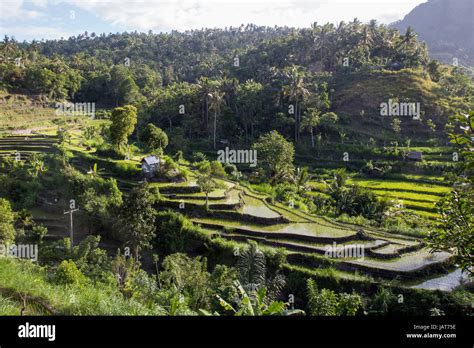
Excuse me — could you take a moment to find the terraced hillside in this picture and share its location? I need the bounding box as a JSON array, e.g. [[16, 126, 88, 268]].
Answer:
[[348, 177, 450, 218], [308, 176, 451, 219], [0, 134, 58, 161], [0, 114, 460, 292], [0, 93, 60, 132], [156, 177, 454, 284]]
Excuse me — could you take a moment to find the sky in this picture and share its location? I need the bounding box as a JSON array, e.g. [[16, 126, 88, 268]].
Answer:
[[0, 0, 428, 42]]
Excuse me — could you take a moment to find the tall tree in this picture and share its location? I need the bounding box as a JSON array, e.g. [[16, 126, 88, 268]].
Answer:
[[282, 66, 309, 143], [109, 105, 138, 150], [117, 182, 156, 261], [142, 123, 168, 152], [428, 111, 474, 277], [252, 130, 295, 183], [208, 87, 225, 149], [196, 161, 218, 209], [301, 107, 320, 148], [110, 65, 140, 106], [236, 80, 263, 141]]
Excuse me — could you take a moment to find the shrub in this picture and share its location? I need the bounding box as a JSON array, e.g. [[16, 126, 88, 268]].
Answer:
[[337, 292, 363, 315], [223, 163, 239, 179], [39, 238, 71, 264], [306, 278, 362, 316], [27, 225, 48, 243], [368, 287, 396, 315], [160, 253, 211, 311], [307, 279, 339, 316], [173, 150, 184, 162], [250, 183, 275, 196], [192, 152, 207, 163], [330, 184, 390, 222], [0, 198, 15, 243], [95, 143, 124, 159], [72, 236, 113, 283], [210, 161, 227, 178], [141, 123, 168, 152], [209, 264, 239, 313], [54, 260, 87, 286], [154, 210, 196, 256], [263, 247, 287, 279]]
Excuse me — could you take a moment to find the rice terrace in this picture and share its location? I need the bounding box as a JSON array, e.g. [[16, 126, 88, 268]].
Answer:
[[0, 0, 472, 330]]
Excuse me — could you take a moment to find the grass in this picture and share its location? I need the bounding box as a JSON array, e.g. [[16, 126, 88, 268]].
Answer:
[[268, 203, 312, 222], [374, 190, 441, 203], [283, 263, 373, 282], [308, 175, 445, 216], [346, 177, 448, 216], [348, 178, 450, 195], [0, 98, 98, 133], [384, 173, 447, 184], [0, 294, 21, 315], [0, 258, 163, 315]]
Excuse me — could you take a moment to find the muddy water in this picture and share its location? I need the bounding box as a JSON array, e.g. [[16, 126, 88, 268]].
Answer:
[[241, 195, 280, 218], [411, 268, 469, 291]]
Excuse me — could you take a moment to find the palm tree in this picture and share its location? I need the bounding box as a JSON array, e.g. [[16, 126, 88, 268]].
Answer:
[[1, 35, 17, 58], [361, 26, 373, 62], [237, 80, 263, 141], [315, 23, 334, 69], [236, 241, 286, 301], [196, 77, 212, 131], [301, 107, 320, 147], [401, 26, 417, 48], [220, 74, 238, 108], [295, 167, 310, 194], [339, 129, 347, 144], [208, 89, 225, 149], [237, 241, 266, 291], [26, 40, 40, 63], [369, 287, 395, 314], [282, 66, 309, 143], [28, 153, 47, 177]]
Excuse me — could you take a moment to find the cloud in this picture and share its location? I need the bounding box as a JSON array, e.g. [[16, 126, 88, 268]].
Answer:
[[30, 0, 49, 7], [59, 0, 425, 31], [0, 0, 428, 41], [0, 0, 44, 20], [0, 25, 78, 40]]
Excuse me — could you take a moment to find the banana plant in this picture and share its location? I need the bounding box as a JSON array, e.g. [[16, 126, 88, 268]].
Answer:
[[87, 163, 105, 177], [199, 280, 304, 316]]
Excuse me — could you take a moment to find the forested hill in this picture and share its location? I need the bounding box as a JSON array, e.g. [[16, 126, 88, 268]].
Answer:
[[392, 0, 474, 66], [2, 21, 432, 93], [1, 21, 473, 148]]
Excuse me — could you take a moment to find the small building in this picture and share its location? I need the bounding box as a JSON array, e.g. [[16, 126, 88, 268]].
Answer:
[[389, 61, 402, 71], [407, 151, 423, 161], [141, 156, 161, 178]]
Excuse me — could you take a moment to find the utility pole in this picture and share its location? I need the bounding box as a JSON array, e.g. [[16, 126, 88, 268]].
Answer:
[[64, 199, 79, 252]]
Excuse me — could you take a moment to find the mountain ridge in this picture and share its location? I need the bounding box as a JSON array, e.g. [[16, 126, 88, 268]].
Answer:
[[392, 0, 474, 66]]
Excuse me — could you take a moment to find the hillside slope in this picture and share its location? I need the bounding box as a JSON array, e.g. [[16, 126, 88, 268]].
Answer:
[[332, 69, 450, 141], [392, 0, 474, 66]]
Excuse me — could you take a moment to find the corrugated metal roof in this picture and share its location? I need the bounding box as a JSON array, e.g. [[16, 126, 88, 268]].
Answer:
[[141, 156, 160, 165]]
